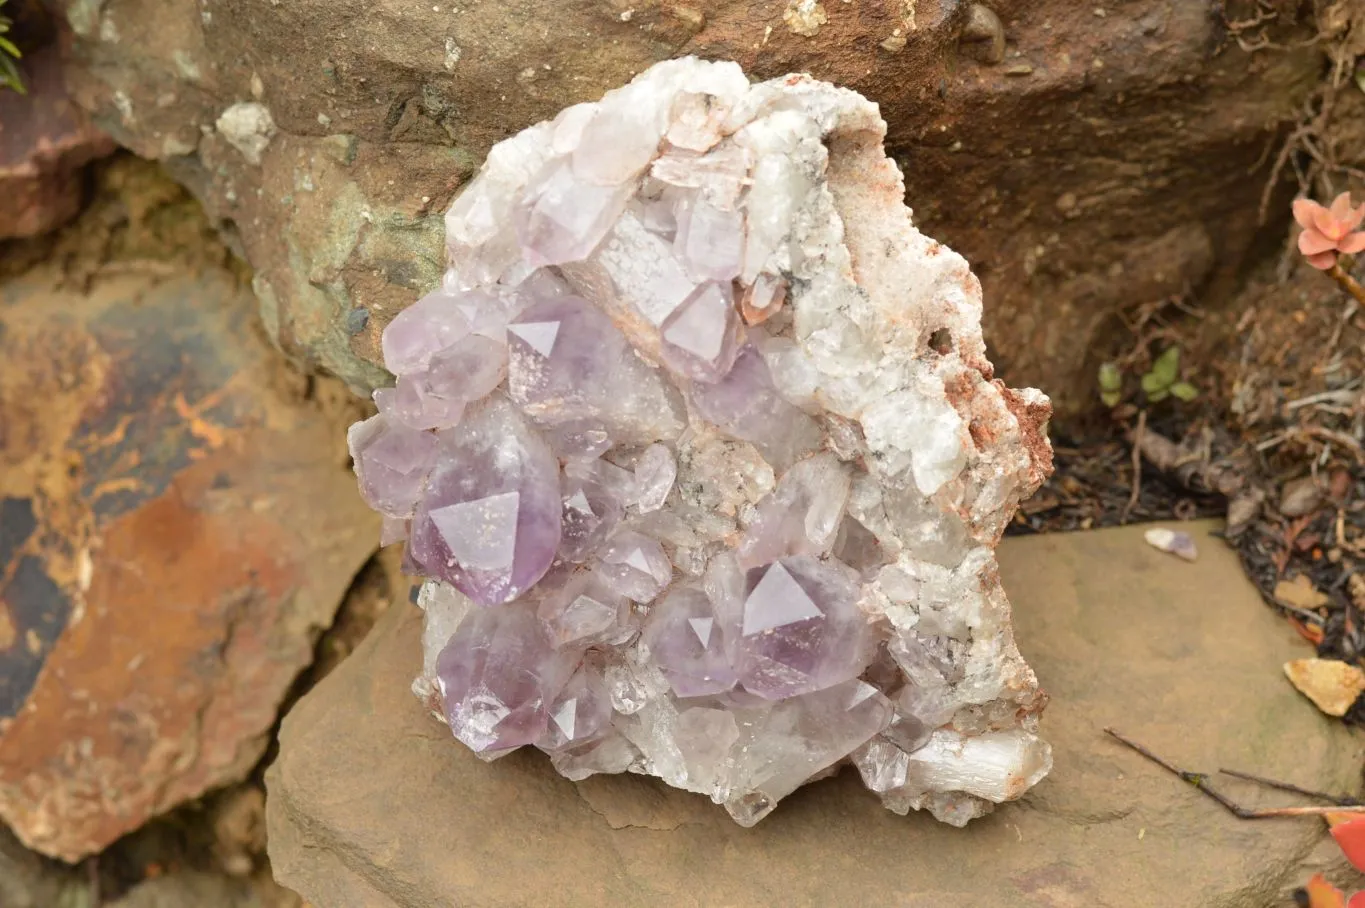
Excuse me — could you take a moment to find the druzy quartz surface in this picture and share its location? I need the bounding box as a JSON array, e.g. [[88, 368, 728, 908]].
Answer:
[[349, 58, 1054, 827]]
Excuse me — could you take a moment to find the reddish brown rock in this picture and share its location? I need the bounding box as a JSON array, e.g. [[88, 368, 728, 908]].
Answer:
[[52, 0, 1321, 415], [0, 41, 113, 240], [0, 261, 378, 861]]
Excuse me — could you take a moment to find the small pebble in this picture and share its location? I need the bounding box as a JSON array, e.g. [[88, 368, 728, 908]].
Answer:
[[344, 307, 370, 335], [1143, 527, 1197, 562]]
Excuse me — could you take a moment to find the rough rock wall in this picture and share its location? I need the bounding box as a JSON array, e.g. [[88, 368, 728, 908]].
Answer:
[[53, 0, 1321, 414]]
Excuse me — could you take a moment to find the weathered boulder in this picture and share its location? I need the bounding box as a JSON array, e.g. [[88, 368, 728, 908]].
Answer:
[[0, 39, 113, 240], [266, 522, 1361, 906], [0, 260, 378, 860], [53, 0, 1320, 415]]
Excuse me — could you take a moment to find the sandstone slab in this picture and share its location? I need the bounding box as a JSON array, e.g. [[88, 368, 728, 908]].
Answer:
[[0, 264, 378, 861], [267, 521, 1362, 907], [53, 0, 1320, 415]]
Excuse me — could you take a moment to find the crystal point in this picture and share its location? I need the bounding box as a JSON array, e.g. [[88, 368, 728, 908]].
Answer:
[[728, 556, 877, 700], [435, 601, 579, 756], [409, 397, 561, 604], [642, 586, 737, 698]]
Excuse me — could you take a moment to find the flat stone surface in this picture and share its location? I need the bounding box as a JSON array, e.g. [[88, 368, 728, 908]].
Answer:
[[0, 265, 377, 860], [267, 522, 1362, 907]]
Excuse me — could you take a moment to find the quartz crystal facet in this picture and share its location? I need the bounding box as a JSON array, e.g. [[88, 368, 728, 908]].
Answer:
[[349, 57, 1054, 826]]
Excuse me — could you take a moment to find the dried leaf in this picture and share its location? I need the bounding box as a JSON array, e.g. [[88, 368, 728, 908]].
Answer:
[[1288, 616, 1325, 646], [1349, 574, 1365, 612], [1323, 815, 1365, 874], [1226, 489, 1264, 536], [1284, 658, 1365, 717], [1275, 575, 1330, 610], [1305, 874, 1347, 908], [1281, 477, 1324, 518]]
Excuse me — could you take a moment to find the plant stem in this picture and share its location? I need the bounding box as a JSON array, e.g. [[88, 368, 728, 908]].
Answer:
[[1329, 260, 1365, 306]]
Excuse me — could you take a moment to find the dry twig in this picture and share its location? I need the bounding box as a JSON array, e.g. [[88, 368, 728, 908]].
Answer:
[[1122, 410, 1146, 524], [1218, 768, 1364, 806], [1105, 727, 1365, 819], [1134, 427, 1247, 498]]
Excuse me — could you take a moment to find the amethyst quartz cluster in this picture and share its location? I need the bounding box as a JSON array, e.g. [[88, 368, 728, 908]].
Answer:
[[348, 58, 1054, 827]]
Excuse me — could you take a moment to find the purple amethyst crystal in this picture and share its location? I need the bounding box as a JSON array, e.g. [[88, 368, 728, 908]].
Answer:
[[659, 281, 742, 382], [435, 601, 580, 756], [726, 556, 877, 700], [557, 472, 625, 563], [507, 295, 685, 444], [408, 397, 561, 605], [641, 586, 737, 698], [354, 57, 1053, 828], [380, 289, 472, 376], [347, 414, 438, 518], [537, 569, 635, 648], [515, 161, 634, 266], [690, 346, 821, 469], [597, 529, 672, 602], [537, 660, 614, 751]]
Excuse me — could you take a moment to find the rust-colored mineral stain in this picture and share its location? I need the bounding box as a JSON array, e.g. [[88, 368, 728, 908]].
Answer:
[[738, 278, 787, 325], [0, 608, 15, 650], [0, 449, 302, 859]]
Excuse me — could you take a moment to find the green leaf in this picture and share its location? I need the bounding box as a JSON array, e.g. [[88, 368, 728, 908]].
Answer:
[[1100, 388, 1122, 408], [0, 57, 22, 94], [1169, 381, 1199, 402], [1140, 370, 1165, 395], [1147, 387, 1169, 403], [1150, 347, 1181, 386], [1098, 361, 1121, 393], [0, 36, 20, 57]]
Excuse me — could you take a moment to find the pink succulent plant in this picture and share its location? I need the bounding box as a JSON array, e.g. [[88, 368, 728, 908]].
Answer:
[[1294, 192, 1365, 270]]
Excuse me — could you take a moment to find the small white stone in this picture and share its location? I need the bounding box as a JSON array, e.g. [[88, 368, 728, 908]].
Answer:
[[1144, 527, 1198, 562], [215, 102, 276, 165]]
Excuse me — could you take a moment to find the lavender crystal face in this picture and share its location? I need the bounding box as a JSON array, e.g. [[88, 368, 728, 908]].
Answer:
[[352, 57, 1055, 827]]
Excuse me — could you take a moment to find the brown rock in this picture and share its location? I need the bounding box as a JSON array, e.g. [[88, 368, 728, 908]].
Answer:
[[266, 522, 1361, 907], [107, 871, 264, 908], [0, 262, 378, 861], [52, 0, 1320, 415], [0, 42, 114, 240]]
